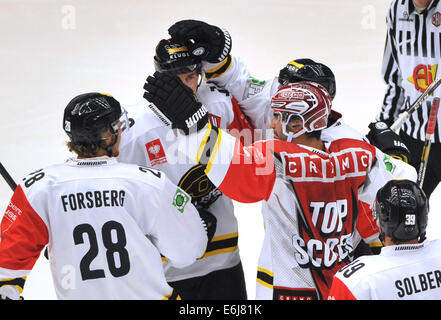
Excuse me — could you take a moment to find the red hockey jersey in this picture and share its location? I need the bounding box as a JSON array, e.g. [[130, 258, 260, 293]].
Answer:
[[178, 124, 395, 299]]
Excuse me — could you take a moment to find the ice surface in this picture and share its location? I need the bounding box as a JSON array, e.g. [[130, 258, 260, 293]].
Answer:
[[1, 0, 440, 300]]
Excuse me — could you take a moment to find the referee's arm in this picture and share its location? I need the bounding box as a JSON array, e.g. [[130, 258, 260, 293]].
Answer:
[[376, 1, 405, 127]]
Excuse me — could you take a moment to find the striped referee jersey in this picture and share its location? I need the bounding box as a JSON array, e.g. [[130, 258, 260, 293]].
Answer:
[[377, 0, 441, 143]]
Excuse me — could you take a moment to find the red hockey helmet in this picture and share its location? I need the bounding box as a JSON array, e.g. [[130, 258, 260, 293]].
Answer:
[[271, 81, 332, 141]]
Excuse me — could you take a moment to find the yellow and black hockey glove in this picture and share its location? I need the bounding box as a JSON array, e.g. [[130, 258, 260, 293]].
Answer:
[[168, 19, 232, 64], [366, 121, 411, 163], [143, 71, 208, 135]]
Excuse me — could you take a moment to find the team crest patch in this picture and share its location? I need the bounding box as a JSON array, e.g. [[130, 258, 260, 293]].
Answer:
[[432, 11, 441, 27], [145, 139, 167, 166], [243, 76, 266, 99], [383, 155, 396, 173], [172, 187, 191, 213]]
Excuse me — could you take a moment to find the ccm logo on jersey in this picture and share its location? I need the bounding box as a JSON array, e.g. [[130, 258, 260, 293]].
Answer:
[[280, 148, 372, 182]]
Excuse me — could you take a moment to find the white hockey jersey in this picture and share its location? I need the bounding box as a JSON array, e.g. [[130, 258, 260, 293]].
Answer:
[[328, 239, 441, 300], [118, 79, 254, 282], [172, 122, 404, 299], [0, 157, 207, 300]]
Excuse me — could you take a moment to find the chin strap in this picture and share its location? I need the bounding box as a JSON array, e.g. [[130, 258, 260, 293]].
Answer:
[[282, 120, 304, 142]]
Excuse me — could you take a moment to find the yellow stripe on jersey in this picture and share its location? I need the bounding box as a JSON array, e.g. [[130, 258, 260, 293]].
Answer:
[[257, 279, 273, 290], [204, 54, 233, 79], [256, 267, 274, 289], [0, 276, 27, 293], [198, 232, 239, 259], [162, 288, 181, 300], [163, 232, 239, 262], [205, 129, 222, 174], [200, 246, 238, 258], [195, 124, 222, 174], [369, 241, 383, 248], [211, 232, 238, 242], [196, 123, 214, 163]]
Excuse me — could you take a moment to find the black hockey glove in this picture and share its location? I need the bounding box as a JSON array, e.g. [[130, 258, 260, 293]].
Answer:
[[168, 19, 232, 63], [143, 71, 208, 135], [366, 121, 411, 163], [198, 209, 217, 243]]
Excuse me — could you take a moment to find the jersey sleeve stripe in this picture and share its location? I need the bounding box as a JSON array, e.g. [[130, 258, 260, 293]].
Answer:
[[204, 54, 233, 80], [195, 123, 223, 174], [162, 232, 238, 261], [162, 288, 181, 300], [196, 123, 214, 163], [256, 267, 274, 289], [0, 276, 26, 293]]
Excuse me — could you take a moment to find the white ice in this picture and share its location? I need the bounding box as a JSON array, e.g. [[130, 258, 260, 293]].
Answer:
[[1, 0, 440, 300]]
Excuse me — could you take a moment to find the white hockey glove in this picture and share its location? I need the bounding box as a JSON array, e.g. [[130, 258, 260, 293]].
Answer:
[[0, 285, 22, 300]]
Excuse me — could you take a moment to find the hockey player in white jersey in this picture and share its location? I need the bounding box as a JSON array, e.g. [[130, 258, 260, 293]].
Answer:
[[328, 179, 441, 300], [117, 27, 249, 299], [0, 92, 207, 300], [143, 73, 401, 299]]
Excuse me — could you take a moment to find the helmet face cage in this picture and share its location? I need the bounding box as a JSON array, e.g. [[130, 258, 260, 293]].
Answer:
[[271, 82, 332, 141], [108, 107, 129, 137], [374, 180, 429, 242], [154, 39, 202, 76]]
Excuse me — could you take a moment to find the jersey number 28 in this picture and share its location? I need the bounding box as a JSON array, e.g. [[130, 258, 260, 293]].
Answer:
[[73, 221, 130, 280]]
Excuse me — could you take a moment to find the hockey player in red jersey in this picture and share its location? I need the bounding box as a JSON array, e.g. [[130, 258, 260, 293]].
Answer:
[[0, 93, 207, 300], [143, 73, 399, 299], [328, 179, 441, 300]]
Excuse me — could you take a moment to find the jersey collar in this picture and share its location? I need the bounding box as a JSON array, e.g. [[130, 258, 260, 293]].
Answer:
[[297, 144, 330, 158], [65, 156, 118, 167], [382, 240, 426, 255]]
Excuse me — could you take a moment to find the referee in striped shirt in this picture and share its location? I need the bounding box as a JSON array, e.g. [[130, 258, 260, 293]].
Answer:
[[376, 0, 441, 198]]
